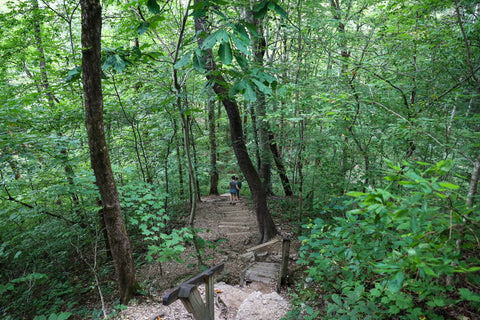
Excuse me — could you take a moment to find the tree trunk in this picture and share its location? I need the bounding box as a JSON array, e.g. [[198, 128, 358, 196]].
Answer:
[[269, 132, 293, 196], [249, 6, 273, 195], [208, 96, 219, 195], [194, 6, 277, 242], [80, 0, 137, 304]]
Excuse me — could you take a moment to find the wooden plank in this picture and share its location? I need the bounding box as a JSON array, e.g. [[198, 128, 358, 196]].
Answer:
[[162, 263, 224, 306], [180, 287, 210, 320], [246, 238, 280, 252], [277, 237, 291, 291], [205, 272, 214, 319], [162, 287, 180, 306]]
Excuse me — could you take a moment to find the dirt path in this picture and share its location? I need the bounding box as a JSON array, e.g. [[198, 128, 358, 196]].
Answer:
[[115, 195, 293, 320]]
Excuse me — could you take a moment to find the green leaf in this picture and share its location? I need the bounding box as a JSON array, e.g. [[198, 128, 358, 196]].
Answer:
[[388, 271, 404, 292], [102, 54, 127, 73], [215, 29, 230, 43], [193, 48, 206, 72], [346, 191, 367, 197], [253, 0, 269, 19], [174, 52, 192, 69], [244, 80, 257, 101], [201, 32, 218, 49], [234, 52, 248, 70], [234, 23, 250, 40], [229, 79, 246, 97], [218, 42, 233, 65], [458, 288, 480, 302], [64, 66, 81, 82], [147, 0, 160, 14], [251, 78, 272, 94], [136, 21, 149, 35], [438, 182, 459, 190], [231, 34, 250, 56], [272, 2, 288, 18], [436, 159, 454, 174]]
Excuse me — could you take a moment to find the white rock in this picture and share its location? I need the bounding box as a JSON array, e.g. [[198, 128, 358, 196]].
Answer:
[[235, 291, 289, 320]]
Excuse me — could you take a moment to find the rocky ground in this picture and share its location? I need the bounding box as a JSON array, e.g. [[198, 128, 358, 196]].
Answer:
[[114, 194, 300, 320]]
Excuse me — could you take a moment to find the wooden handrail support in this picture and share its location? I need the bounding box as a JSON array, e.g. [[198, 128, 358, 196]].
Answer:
[[162, 263, 224, 320], [277, 236, 291, 292]]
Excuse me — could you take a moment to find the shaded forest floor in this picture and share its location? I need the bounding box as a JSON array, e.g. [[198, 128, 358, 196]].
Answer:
[[113, 194, 301, 320]]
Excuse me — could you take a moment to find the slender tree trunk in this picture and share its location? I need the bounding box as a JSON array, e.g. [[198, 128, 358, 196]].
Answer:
[[80, 0, 137, 304], [269, 132, 293, 196], [208, 96, 219, 195], [173, 118, 185, 197], [251, 12, 273, 195], [194, 5, 277, 242], [295, 0, 305, 221]]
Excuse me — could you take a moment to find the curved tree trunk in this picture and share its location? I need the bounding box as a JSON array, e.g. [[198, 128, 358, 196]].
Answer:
[[80, 0, 137, 304], [194, 5, 277, 242]]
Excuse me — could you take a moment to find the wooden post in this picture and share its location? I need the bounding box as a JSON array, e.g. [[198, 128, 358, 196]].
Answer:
[[205, 272, 214, 319], [163, 263, 224, 320], [277, 237, 290, 292], [179, 285, 209, 320]]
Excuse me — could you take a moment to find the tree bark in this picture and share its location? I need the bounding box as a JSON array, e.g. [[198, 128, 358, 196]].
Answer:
[[194, 5, 277, 242], [269, 132, 293, 196], [208, 96, 219, 195], [80, 0, 137, 304]]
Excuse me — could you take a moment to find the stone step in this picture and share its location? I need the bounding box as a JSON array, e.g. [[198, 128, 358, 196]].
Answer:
[[219, 221, 250, 226], [227, 232, 253, 237], [244, 262, 280, 283], [220, 210, 250, 214], [222, 216, 253, 222], [218, 225, 251, 230]]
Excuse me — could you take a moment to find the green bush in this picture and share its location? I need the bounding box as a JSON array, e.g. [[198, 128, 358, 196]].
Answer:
[[296, 160, 480, 319]]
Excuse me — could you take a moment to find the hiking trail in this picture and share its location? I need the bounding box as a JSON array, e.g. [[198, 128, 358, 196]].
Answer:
[[115, 194, 296, 320]]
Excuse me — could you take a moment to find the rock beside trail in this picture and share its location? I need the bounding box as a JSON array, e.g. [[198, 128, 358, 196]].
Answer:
[[115, 282, 289, 320], [235, 291, 289, 320]]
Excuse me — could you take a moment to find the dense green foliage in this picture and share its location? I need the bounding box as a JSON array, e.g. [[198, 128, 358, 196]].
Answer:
[[295, 160, 480, 319], [0, 0, 479, 318]]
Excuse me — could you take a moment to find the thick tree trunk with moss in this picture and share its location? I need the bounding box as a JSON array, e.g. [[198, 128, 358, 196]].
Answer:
[[80, 0, 137, 304]]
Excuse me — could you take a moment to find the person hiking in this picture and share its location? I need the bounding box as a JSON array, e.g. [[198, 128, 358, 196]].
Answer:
[[228, 175, 239, 205], [235, 176, 242, 200]]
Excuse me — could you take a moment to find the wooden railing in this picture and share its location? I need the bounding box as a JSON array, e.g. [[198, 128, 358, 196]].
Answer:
[[162, 263, 224, 320]]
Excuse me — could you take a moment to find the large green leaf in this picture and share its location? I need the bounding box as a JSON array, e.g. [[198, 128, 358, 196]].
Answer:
[[229, 79, 246, 97], [174, 52, 192, 69], [218, 42, 232, 65], [253, 0, 269, 19], [193, 48, 206, 71], [215, 29, 230, 43], [270, 1, 288, 18], [244, 80, 257, 101], [234, 52, 248, 70], [136, 21, 149, 36], [231, 33, 250, 56], [387, 271, 404, 293], [147, 0, 160, 14], [201, 31, 218, 49], [102, 53, 127, 72]]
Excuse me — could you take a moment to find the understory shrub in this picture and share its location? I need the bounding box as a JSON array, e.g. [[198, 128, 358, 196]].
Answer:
[[295, 160, 480, 319]]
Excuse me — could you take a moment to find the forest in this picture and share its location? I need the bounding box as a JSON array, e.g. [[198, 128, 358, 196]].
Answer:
[[0, 0, 479, 319]]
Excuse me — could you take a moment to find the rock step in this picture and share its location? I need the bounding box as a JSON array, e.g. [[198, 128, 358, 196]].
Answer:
[[221, 216, 253, 222], [244, 262, 280, 283], [218, 221, 251, 226], [227, 231, 253, 237], [218, 225, 251, 230], [220, 210, 250, 214]]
